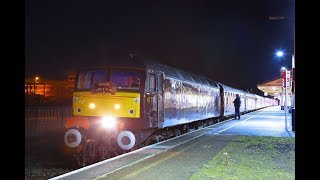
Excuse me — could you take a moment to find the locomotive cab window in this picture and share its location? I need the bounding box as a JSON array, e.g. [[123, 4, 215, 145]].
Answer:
[[110, 68, 141, 90], [77, 70, 107, 90], [76, 68, 142, 91]]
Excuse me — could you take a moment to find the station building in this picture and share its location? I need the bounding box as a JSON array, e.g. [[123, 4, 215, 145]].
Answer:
[[257, 68, 294, 111]]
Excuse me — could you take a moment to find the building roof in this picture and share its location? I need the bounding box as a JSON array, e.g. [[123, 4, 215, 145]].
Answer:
[[257, 76, 283, 97]]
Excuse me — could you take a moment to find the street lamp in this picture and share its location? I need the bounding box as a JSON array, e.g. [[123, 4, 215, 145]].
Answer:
[[35, 76, 39, 83], [269, 11, 295, 131], [276, 51, 284, 57]]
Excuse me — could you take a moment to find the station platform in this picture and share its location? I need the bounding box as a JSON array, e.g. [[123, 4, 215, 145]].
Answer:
[[221, 105, 295, 138], [50, 105, 295, 180]]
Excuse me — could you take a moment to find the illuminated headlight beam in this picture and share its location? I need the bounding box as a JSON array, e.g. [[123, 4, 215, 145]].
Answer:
[[101, 116, 116, 128]]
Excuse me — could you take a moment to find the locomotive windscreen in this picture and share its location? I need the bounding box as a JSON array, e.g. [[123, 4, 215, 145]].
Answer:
[[77, 70, 107, 90], [76, 68, 142, 91]]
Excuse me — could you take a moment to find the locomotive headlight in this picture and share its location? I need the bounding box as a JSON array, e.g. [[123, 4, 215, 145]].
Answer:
[[89, 103, 96, 109], [101, 116, 116, 128], [114, 104, 120, 110]]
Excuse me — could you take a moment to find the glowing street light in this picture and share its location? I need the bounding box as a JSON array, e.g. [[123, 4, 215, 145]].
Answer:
[[276, 51, 284, 57], [35, 76, 39, 83]]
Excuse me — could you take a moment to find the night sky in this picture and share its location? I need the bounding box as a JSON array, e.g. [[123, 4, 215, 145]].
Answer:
[[25, 0, 295, 93]]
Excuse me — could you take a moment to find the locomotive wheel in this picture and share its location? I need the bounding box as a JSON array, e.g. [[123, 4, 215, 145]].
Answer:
[[75, 137, 100, 167], [108, 133, 119, 156], [174, 129, 181, 136]]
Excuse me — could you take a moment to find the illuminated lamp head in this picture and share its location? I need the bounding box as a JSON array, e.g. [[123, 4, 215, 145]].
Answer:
[[114, 104, 120, 110], [101, 116, 116, 128], [89, 103, 96, 109]]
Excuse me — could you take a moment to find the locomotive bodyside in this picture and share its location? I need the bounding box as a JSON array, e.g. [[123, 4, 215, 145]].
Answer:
[[146, 63, 221, 128], [162, 76, 221, 127]]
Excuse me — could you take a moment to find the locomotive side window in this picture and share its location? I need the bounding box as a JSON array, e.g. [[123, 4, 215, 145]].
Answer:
[[146, 73, 156, 92], [225, 92, 228, 104], [157, 74, 163, 92]]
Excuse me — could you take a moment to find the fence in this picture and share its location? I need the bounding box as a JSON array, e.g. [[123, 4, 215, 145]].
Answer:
[[25, 106, 73, 139]]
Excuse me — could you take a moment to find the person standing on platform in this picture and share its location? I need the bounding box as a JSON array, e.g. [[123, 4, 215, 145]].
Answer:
[[233, 94, 241, 119]]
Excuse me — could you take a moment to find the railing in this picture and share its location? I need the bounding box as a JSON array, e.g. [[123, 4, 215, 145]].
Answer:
[[25, 106, 73, 139]]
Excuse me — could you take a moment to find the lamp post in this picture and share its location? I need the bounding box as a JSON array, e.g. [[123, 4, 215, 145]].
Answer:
[[276, 48, 294, 130], [269, 12, 295, 131]]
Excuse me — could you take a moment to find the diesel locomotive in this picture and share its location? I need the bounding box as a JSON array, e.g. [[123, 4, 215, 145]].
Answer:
[[63, 60, 277, 166]]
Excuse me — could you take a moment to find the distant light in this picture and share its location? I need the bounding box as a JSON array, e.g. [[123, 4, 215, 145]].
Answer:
[[281, 67, 286, 70], [276, 51, 284, 57]]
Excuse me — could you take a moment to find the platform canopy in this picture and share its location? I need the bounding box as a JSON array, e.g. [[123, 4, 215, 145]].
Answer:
[[257, 76, 283, 97]]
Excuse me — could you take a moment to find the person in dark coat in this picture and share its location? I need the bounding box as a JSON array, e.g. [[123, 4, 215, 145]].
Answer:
[[233, 94, 241, 119]]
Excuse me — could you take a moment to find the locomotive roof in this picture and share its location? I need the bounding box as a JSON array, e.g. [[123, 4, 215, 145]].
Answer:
[[74, 58, 268, 99], [146, 61, 219, 88], [75, 58, 218, 88]]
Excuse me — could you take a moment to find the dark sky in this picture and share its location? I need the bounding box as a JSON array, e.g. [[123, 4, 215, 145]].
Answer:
[[25, 0, 295, 93]]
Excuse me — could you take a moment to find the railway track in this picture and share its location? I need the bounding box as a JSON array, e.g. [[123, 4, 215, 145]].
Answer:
[[25, 134, 78, 179], [25, 115, 234, 179]]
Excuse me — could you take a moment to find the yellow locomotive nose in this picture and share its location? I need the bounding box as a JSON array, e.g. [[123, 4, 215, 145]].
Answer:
[[73, 92, 140, 118]]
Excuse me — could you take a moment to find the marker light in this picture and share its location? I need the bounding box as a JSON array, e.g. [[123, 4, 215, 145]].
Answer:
[[89, 103, 96, 109], [114, 104, 121, 110], [101, 116, 116, 128]]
